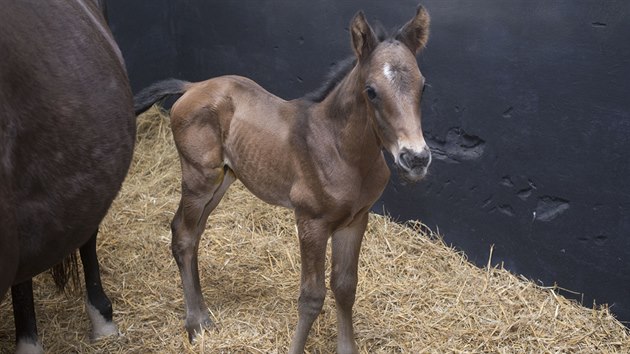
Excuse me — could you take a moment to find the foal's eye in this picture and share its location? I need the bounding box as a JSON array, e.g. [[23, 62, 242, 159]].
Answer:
[[365, 86, 377, 101]]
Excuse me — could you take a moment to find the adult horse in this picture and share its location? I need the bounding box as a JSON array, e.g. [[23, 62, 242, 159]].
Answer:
[[0, 0, 135, 352], [134, 5, 431, 353]]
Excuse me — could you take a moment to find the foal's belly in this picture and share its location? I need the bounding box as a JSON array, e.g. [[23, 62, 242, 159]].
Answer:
[[238, 175, 294, 210], [226, 156, 294, 209], [220, 78, 303, 209], [223, 129, 295, 209]]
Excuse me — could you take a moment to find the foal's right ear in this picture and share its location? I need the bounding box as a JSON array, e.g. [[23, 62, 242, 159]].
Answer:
[[350, 11, 378, 60]]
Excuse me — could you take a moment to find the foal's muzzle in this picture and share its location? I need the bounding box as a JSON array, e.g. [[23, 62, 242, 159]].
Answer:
[[397, 147, 431, 182]]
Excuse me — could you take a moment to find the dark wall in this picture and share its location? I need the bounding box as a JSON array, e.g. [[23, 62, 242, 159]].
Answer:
[[107, 1, 630, 322]]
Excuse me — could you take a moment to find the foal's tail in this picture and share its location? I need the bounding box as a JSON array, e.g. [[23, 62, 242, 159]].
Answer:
[[133, 78, 191, 116]]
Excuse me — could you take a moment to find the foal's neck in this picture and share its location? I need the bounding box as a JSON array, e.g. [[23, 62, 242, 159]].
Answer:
[[315, 66, 382, 157]]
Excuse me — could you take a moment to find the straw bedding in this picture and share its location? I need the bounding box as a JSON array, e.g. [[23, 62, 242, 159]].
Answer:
[[1, 108, 628, 353]]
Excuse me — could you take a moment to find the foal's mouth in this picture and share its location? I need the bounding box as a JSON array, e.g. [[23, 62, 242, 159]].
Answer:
[[396, 164, 429, 183], [393, 147, 432, 183]]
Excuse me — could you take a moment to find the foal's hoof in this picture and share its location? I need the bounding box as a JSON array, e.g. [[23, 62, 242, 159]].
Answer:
[[337, 342, 359, 354], [186, 318, 216, 343]]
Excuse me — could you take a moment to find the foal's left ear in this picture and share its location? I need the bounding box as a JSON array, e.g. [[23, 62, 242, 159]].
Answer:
[[350, 11, 378, 60], [396, 5, 431, 54]]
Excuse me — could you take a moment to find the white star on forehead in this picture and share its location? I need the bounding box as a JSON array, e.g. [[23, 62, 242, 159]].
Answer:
[[383, 62, 395, 82]]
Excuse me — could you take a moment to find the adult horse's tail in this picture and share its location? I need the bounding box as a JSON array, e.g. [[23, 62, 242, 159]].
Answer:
[[50, 251, 80, 292], [134, 79, 191, 115]]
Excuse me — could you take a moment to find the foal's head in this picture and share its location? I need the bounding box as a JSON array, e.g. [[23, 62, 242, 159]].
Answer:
[[351, 6, 432, 182]]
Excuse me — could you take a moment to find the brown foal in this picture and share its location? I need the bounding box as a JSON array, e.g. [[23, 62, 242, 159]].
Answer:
[[134, 5, 431, 353]]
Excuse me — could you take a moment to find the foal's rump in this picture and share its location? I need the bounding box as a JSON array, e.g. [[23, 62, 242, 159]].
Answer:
[[134, 76, 297, 208], [134, 76, 282, 116]]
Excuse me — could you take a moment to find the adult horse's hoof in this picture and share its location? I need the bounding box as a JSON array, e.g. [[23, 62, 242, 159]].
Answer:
[[15, 339, 44, 354], [186, 318, 216, 343], [86, 303, 119, 340]]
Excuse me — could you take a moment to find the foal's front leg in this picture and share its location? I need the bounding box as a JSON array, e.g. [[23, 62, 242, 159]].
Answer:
[[289, 215, 330, 354], [330, 212, 368, 354], [171, 166, 235, 342]]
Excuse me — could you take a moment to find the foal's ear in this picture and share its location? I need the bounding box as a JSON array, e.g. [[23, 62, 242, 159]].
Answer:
[[350, 11, 378, 60], [396, 5, 430, 54]]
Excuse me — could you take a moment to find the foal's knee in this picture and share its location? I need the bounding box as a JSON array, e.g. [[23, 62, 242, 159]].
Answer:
[[331, 273, 357, 309], [298, 288, 326, 319], [171, 236, 195, 265], [170, 218, 196, 265]]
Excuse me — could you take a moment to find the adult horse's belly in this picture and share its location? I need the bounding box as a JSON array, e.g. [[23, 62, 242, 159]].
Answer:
[[0, 0, 136, 283], [13, 123, 134, 281]]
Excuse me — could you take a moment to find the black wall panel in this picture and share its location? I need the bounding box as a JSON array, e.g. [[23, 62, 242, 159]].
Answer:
[[107, 1, 630, 322]]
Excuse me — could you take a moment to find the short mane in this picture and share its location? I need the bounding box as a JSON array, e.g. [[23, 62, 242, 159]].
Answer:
[[304, 23, 391, 103], [303, 57, 356, 103]]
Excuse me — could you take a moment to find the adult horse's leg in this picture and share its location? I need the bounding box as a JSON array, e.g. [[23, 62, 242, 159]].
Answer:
[[171, 165, 235, 341], [12, 279, 44, 354], [330, 212, 368, 354], [80, 229, 118, 340], [0, 212, 18, 302], [288, 215, 329, 354], [0, 235, 17, 303]]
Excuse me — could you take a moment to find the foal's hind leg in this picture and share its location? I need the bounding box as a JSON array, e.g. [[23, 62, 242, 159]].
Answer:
[[171, 163, 235, 342], [12, 279, 44, 354], [330, 212, 368, 354], [80, 229, 118, 340]]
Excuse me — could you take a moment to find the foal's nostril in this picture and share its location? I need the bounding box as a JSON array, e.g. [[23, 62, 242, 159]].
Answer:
[[417, 149, 431, 167], [399, 148, 430, 170], [399, 151, 412, 170]]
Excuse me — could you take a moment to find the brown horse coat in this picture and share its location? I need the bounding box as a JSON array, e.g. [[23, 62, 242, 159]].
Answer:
[[134, 5, 431, 353], [0, 0, 135, 350]]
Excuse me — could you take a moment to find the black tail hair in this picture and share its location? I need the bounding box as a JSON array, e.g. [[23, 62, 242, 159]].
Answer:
[[133, 78, 190, 115], [50, 251, 80, 293]]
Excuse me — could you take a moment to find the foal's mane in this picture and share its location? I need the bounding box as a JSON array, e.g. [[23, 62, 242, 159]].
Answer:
[[303, 57, 356, 103], [304, 23, 391, 103]]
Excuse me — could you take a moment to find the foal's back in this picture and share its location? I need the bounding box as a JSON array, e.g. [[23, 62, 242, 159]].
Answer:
[[169, 72, 388, 217]]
